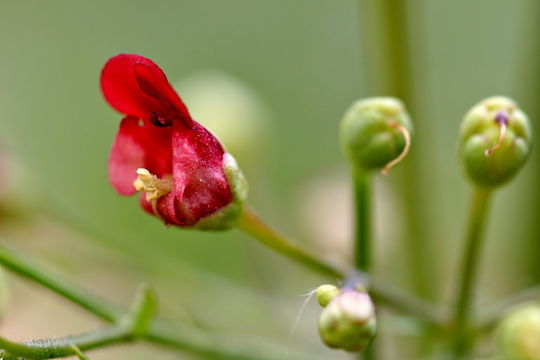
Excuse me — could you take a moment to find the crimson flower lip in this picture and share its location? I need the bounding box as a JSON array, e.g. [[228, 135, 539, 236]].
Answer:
[[101, 54, 246, 229]]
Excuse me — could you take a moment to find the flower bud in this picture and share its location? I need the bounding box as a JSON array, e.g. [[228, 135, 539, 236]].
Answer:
[[318, 290, 377, 352], [316, 284, 340, 307], [340, 97, 413, 173], [497, 303, 540, 360], [459, 96, 532, 187]]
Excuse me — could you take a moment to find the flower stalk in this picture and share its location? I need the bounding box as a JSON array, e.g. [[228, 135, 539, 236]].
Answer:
[[236, 206, 445, 326], [353, 166, 371, 272], [352, 167, 374, 359], [236, 206, 344, 279], [451, 186, 492, 357]]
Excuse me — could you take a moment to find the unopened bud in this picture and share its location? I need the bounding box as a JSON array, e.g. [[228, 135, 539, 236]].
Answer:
[[318, 290, 377, 352], [497, 303, 540, 360], [316, 284, 340, 307], [340, 97, 413, 173], [459, 96, 532, 187]]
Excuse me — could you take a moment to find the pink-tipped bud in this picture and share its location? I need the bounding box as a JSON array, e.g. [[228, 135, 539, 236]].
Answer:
[[318, 289, 377, 352]]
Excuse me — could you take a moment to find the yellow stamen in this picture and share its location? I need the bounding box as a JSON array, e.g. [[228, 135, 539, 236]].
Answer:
[[381, 122, 411, 175], [133, 168, 173, 201], [484, 121, 507, 157]]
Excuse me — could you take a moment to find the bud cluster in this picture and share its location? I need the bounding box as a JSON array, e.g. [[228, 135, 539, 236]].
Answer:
[[315, 284, 377, 352]]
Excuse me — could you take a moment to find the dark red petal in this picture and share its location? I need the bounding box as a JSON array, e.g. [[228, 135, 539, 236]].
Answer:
[[108, 116, 173, 195], [139, 193, 182, 226], [100, 54, 193, 128], [170, 124, 233, 226]]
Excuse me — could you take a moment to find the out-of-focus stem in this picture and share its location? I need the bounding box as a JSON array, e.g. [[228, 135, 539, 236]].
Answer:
[[0, 328, 132, 360], [451, 187, 492, 357], [0, 231, 445, 359], [352, 166, 374, 360], [477, 284, 540, 333], [358, 0, 434, 301], [236, 207, 445, 327], [0, 243, 322, 360], [353, 166, 371, 271]]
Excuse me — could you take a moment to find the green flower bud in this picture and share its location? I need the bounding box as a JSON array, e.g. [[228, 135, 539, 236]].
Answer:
[[316, 284, 340, 307], [318, 290, 377, 352], [340, 97, 413, 173], [497, 303, 540, 360], [459, 96, 532, 187]]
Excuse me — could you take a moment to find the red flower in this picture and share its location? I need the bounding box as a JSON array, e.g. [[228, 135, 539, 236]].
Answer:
[[101, 54, 246, 229]]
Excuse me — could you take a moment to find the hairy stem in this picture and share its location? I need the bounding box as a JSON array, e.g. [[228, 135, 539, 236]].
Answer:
[[451, 187, 492, 357], [0, 243, 316, 360], [0, 328, 132, 360]]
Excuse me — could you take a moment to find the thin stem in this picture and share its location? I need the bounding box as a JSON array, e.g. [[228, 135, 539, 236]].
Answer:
[[352, 167, 374, 360], [451, 187, 492, 358], [0, 244, 123, 323], [70, 345, 91, 360], [353, 166, 371, 271], [236, 206, 445, 327], [236, 206, 345, 279], [146, 321, 320, 360], [476, 284, 540, 333], [0, 327, 132, 360], [0, 243, 318, 360], [0, 232, 445, 359]]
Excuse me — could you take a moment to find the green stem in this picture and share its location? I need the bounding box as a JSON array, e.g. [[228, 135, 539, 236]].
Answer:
[[70, 345, 91, 360], [236, 206, 445, 327], [0, 243, 317, 360], [0, 244, 123, 323], [0, 327, 132, 360], [477, 284, 540, 333], [353, 167, 373, 360], [451, 187, 492, 357], [236, 206, 345, 279], [0, 228, 445, 359], [353, 167, 371, 271]]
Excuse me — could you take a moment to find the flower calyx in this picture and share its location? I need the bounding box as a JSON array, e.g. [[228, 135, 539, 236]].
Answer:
[[340, 97, 414, 174]]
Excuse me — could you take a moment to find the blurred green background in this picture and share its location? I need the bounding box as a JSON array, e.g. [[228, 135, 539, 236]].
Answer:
[[0, 1, 538, 359]]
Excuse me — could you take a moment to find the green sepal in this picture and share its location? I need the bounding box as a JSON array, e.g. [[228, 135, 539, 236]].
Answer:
[[340, 97, 413, 171], [459, 96, 532, 187]]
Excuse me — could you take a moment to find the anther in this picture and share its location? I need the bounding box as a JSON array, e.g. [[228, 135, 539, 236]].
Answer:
[[133, 168, 173, 201]]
